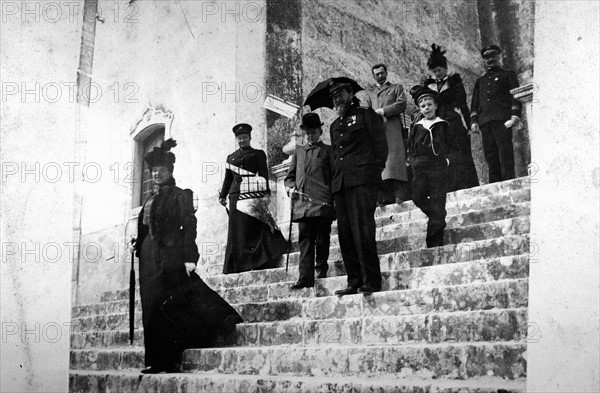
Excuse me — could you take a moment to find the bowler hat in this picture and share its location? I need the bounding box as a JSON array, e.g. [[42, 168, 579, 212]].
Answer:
[[480, 44, 502, 57], [232, 123, 252, 135], [300, 113, 323, 129]]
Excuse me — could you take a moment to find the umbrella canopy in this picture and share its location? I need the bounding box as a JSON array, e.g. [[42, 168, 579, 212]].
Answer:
[[304, 77, 364, 111]]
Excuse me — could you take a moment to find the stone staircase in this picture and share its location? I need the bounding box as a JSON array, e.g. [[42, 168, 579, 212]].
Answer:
[[70, 178, 531, 392]]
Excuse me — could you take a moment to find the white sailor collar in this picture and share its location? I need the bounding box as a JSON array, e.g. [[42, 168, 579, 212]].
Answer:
[[416, 117, 448, 130]]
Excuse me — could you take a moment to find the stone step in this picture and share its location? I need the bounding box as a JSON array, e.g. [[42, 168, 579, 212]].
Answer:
[[201, 183, 531, 265], [76, 246, 528, 319], [287, 198, 529, 248], [202, 233, 530, 291], [281, 178, 530, 238], [70, 341, 526, 380], [72, 279, 528, 333], [299, 215, 529, 255], [98, 228, 529, 305], [218, 254, 529, 304], [69, 370, 527, 393], [201, 214, 530, 276], [237, 279, 528, 323], [71, 307, 528, 349], [287, 192, 531, 240]]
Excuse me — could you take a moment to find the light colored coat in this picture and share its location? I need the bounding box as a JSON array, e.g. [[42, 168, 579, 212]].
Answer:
[[371, 81, 408, 181]]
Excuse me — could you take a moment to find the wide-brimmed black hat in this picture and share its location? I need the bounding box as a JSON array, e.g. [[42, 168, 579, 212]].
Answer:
[[427, 43, 448, 69], [232, 123, 252, 135], [481, 44, 502, 57], [300, 113, 323, 129], [144, 138, 177, 169], [410, 85, 439, 105]]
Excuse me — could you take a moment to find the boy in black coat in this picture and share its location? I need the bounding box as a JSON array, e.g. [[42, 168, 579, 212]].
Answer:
[[284, 113, 335, 289], [407, 86, 450, 250]]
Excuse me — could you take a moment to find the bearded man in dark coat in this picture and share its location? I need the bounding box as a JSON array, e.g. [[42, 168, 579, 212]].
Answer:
[[328, 80, 388, 295]]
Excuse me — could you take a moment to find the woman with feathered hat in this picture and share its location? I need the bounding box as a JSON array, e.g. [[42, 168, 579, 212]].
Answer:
[[132, 138, 241, 373], [422, 44, 479, 191]]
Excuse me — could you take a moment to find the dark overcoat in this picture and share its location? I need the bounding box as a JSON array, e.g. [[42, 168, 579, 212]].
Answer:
[[136, 178, 199, 368], [470, 67, 522, 126], [425, 73, 479, 190], [329, 104, 388, 194], [284, 141, 336, 221]]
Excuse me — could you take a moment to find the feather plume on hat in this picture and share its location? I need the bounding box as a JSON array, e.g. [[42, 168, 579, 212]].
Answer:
[[144, 138, 177, 170], [427, 43, 448, 69]]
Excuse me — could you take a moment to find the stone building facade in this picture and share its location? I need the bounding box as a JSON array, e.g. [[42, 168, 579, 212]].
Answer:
[[2, 1, 598, 392], [72, 0, 534, 305]]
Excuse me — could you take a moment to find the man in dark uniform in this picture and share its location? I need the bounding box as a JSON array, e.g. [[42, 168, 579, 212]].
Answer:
[[284, 113, 335, 289], [329, 80, 388, 295], [470, 44, 522, 183]]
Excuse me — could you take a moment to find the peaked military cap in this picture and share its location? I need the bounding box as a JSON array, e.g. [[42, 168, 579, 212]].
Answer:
[[328, 79, 352, 95], [480, 44, 503, 57], [410, 85, 439, 105], [232, 123, 252, 135]]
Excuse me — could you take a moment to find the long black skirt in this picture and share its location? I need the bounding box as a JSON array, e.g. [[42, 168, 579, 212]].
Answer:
[[139, 235, 243, 369], [444, 112, 480, 192], [223, 194, 288, 274]]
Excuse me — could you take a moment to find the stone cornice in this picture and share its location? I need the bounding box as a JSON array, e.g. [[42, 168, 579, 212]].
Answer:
[[511, 83, 535, 104]]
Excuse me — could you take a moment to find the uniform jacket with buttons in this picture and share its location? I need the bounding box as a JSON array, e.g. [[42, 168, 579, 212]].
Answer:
[[284, 141, 335, 220], [470, 67, 522, 126], [219, 147, 269, 198], [329, 104, 388, 194]]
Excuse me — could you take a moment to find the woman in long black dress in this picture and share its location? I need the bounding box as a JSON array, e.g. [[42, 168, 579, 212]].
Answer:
[[134, 139, 241, 374], [423, 44, 479, 191], [219, 123, 287, 274]]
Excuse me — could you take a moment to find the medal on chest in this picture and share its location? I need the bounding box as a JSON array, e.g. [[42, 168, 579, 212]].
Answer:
[[346, 115, 357, 127]]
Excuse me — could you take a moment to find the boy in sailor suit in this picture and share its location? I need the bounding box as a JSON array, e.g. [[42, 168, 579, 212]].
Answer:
[[407, 86, 450, 251]]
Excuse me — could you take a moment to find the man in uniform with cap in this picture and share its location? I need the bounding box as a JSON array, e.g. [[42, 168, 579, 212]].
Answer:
[[470, 44, 522, 183], [219, 123, 287, 274], [328, 79, 388, 295], [284, 113, 335, 289]]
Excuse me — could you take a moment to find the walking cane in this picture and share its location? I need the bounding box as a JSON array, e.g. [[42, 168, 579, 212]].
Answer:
[[129, 235, 136, 346], [285, 195, 295, 278]]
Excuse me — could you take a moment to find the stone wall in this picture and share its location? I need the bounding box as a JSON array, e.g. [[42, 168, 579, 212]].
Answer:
[[72, 0, 269, 303], [477, 0, 535, 178], [526, 2, 599, 391], [265, 0, 303, 166], [300, 0, 489, 181], [1, 2, 79, 390]]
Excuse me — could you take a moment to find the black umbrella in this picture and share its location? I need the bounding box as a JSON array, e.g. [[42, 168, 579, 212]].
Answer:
[[304, 77, 364, 111]]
